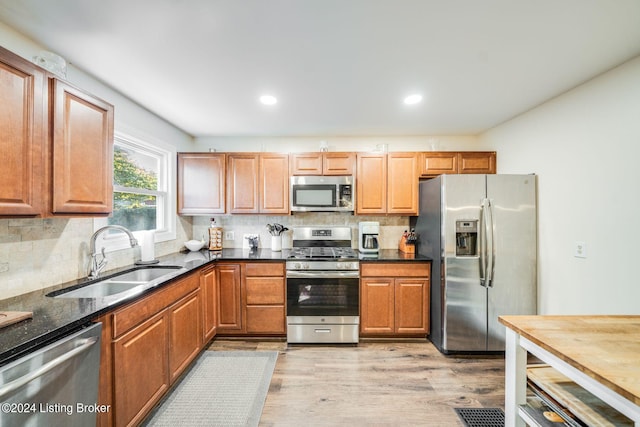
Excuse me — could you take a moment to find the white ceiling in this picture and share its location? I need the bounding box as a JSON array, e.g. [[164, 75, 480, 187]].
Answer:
[[1, 0, 640, 138]]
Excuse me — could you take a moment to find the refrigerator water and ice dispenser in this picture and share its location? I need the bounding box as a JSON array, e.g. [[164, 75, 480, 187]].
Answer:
[[455, 220, 478, 257]]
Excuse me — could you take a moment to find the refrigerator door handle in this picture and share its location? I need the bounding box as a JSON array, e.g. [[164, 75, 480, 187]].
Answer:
[[486, 198, 496, 287], [480, 198, 489, 287]]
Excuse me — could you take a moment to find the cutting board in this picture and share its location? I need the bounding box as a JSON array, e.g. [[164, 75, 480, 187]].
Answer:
[[0, 311, 33, 329]]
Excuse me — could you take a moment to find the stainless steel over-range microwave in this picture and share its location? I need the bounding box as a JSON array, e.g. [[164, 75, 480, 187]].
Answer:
[[290, 175, 354, 212]]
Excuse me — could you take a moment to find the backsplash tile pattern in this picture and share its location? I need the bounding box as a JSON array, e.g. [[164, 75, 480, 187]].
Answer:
[[192, 213, 411, 250], [0, 217, 191, 300]]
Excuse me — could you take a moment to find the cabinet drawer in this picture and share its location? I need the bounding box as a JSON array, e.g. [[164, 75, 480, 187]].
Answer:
[[112, 273, 199, 338], [246, 277, 285, 304], [244, 262, 284, 277], [246, 306, 285, 334], [361, 262, 430, 278]]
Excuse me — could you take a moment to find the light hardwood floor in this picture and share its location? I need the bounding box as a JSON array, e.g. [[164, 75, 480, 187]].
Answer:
[[207, 339, 505, 426]]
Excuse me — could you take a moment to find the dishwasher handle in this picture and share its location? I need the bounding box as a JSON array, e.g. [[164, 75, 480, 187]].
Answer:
[[0, 336, 98, 399]]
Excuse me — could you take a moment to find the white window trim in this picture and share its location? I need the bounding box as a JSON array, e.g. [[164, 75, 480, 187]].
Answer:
[[94, 130, 176, 254]]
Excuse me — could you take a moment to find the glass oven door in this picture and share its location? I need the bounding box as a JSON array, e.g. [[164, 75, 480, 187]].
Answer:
[[286, 273, 359, 317]]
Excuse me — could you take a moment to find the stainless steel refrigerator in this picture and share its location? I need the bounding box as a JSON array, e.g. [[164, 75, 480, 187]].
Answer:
[[412, 174, 537, 353]]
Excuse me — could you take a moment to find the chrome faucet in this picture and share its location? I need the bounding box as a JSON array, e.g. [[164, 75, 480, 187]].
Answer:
[[88, 225, 138, 279]]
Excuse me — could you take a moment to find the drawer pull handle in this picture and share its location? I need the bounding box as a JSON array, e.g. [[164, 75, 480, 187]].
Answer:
[[314, 329, 331, 333]]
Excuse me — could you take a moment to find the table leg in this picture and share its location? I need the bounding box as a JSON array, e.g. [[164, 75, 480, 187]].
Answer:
[[505, 328, 526, 427]]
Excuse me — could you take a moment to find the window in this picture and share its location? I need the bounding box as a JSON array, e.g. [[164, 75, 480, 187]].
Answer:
[[94, 131, 176, 252]]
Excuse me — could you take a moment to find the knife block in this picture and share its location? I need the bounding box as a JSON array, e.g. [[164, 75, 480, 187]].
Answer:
[[398, 237, 415, 253]]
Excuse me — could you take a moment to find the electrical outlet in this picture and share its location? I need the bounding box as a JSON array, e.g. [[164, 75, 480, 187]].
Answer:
[[574, 241, 587, 258], [224, 231, 235, 240]]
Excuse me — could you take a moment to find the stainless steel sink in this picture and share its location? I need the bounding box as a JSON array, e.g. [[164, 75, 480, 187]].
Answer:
[[49, 265, 185, 300], [56, 281, 145, 298], [100, 267, 181, 283]]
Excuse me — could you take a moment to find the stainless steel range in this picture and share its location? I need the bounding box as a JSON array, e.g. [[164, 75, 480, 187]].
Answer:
[[286, 227, 360, 344]]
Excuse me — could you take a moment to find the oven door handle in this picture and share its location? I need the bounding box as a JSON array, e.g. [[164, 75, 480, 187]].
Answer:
[[286, 271, 360, 279]]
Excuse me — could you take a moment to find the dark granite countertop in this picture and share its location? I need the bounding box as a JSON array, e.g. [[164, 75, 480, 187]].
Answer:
[[359, 249, 431, 262], [0, 248, 429, 365]]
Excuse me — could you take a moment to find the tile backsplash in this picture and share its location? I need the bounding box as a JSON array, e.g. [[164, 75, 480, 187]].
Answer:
[[0, 217, 191, 300], [1, 213, 410, 300], [192, 213, 410, 250]]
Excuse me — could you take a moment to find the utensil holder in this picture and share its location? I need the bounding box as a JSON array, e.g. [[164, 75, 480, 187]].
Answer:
[[271, 235, 282, 251]]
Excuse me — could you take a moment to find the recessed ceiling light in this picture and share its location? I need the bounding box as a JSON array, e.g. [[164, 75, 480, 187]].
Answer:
[[403, 94, 423, 105], [259, 95, 278, 105]]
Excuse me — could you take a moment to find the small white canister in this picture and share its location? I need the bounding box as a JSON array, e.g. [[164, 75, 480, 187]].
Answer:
[[271, 235, 282, 251]]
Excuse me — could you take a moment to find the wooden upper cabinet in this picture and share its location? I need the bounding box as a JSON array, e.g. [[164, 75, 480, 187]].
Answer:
[[323, 152, 355, 175], [458, 151, 496, 174], [290, 152, 355, 175], [177, 153, 226, 215], [387, 152, 418, 215], [357, 152, 418, 215], [421, 151, 496, 177], [227, 153, 289, 214], [356, 153, 387, 214], [0, 47, 46, 216], [50, 78, 114, 215], [259, 153, 289, 214], [290, 152, 323, 175], [227, 153, 259, 213], [420, 152, 458, 177]]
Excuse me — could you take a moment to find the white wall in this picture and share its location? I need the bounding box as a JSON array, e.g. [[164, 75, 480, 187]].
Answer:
[[479, 56, 640, 315], [193, 135, 480, 153]]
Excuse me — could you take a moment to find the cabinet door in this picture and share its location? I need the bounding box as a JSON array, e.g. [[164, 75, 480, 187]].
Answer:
[[395, 278, 429, 334], [216, 263, 243, 331], [458, 152, 496, 174], [323, 152, 355, 175], [420, 152, 458, 177], [0, 47, 45, 216], [360, 278, 395, 334], [260, 153, 289, 213], [169, 290, 202, 383], [201, 266, 218, 343], [290, 152, 322, 175], [356, 153, 387, 214], [113, 312, 169, 427], [387, 152, 418, 215], [227, 153, 259, 213], [50, 78, 114, 214], [178, 153, 226, 214]]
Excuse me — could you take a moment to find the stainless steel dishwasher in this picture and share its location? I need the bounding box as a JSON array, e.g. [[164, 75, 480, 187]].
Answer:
[[0, 322, 102, 427]]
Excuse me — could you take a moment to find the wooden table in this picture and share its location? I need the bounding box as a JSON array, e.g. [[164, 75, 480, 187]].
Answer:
[[499, 315, 640, 427]]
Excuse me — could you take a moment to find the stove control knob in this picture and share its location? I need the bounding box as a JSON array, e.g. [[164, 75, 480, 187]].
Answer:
[[294, 262, 302, 270], [304, 264, 310, 270]]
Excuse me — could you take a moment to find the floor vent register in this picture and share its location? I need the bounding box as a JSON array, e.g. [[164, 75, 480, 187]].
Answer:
[[454, 408, 505, 427]]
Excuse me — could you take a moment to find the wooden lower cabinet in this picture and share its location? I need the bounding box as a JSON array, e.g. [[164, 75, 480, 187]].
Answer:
[[99, 270, 203, 427], [394, 279, 430, 334], [201, 265, 218, 343], [216, 263, 243, 332], [244, 263, 286, 334], [113, 312, 169, 427], [217, 262, 286, 336], [168, 290, 202, 382], [360, 262, 430, 336]]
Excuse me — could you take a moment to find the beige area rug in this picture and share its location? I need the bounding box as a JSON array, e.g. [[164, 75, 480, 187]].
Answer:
[[144, 351, 278, 427]]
